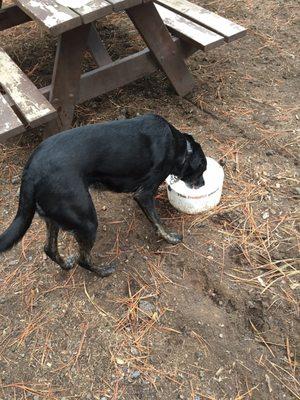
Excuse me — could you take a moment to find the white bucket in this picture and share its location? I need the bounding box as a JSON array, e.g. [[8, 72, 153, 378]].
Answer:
[[165, 157, 224, 214]]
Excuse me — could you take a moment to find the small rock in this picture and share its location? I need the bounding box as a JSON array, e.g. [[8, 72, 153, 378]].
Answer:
[[262, 211, 269, 219], [102, 206, 107, 211], [100, 397, 107, 400], [266, 149, 275, 156], [116, 357, 125, 365], [131, 370, 141, 379], [294, 187, 300, 196], [219, 333, 224, 338], [194, 351, 203, 360], [130, 347, 139, 356], [139, 300, 155, 314]]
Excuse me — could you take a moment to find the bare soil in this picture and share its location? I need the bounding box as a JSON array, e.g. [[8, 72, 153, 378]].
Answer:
[[0, 1, 299, 399]]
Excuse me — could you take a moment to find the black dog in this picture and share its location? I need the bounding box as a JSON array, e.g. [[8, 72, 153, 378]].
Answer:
[[0, 114, 206, 276]]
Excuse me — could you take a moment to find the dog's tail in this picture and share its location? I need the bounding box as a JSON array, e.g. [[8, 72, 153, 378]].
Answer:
[[0, 175, 36, 252]]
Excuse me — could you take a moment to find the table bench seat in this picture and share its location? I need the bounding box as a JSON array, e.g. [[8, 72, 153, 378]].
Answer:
[[155, 0, 247, 43], [0, 47, 56, 142], [0, 93, 25, 141], [155, 4, 225, 51]]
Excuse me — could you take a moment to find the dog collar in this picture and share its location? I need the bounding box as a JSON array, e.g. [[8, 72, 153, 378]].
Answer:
[[186, 140, 193, 155], [180, 140, 193, 166]]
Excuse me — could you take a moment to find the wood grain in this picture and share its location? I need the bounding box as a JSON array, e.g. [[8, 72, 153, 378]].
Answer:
[[15, 0, 81, 35], [0, 47, 56, 127], [0, 93, 25, 142], [155, 4, 224, 51], [155, 0, 247, 42]]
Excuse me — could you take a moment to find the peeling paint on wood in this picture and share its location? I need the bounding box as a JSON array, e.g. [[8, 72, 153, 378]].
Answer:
[[155, 0, 247, 42], [71, 0, 113, 24], [16, 0, 81, 35], [155, 4, 225, 51], [106, 0, 142, 12], [0, 48, 56, 127], [0, 93, 25, 141]]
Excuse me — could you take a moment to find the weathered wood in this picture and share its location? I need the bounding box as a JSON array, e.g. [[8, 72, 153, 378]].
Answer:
[[88, 24, 112, 67], [78, 48, 157, 103], [0, 48, 56, 127], [77, 37, 196, 103], [0, 93, 25, 142], [28, 37, 197, 105], [155, 0, 247, 42], [15, 0, 81, 35], [47, 23, 90, 135], [155, 4, 224, 51], [127, 2, 194, 96], [69, 0, 112, 24], [0, 5, 31, 31], [106, 0, 142, 12]]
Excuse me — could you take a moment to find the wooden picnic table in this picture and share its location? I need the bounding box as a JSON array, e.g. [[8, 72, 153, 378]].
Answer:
[[0, 0, 246, 139]]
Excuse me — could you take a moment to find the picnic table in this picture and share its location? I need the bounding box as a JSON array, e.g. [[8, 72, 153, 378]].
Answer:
[[0, 0, 246, 140]]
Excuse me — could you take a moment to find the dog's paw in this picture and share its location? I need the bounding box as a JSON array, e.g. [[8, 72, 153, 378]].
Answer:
[[63, 255, 76, 270], [43, 245, 53, 259], [165, 232, 183, 245], [95, 262, 117, 278]]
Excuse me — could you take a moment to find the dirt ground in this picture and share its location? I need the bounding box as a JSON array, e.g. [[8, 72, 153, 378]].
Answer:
[[0, 1, 299, 399]]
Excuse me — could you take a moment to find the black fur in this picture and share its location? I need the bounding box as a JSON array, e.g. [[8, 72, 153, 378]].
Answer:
[[0, 114, 206, 276]]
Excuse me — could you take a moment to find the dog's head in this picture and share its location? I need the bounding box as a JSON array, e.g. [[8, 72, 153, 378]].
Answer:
[[178, 134, 207, 188]]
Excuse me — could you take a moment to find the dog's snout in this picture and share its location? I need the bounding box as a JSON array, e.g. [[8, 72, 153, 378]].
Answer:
[[198, 176, 205, 187]]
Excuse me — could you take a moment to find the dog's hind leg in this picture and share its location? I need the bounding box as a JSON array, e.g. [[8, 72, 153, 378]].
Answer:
[[41, 185, 115, 277], [74, 222, 116, 277], [44, 218, 75, 270], [134, 190, 182, 244]]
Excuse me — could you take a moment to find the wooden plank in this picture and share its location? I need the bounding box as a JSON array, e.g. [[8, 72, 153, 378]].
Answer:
[[155, 0, 247, 42], [31, 37, 197, 105], [15, 0, 81, 35], [87, 24, 112, 67], [155, 4, 224, 51], [69, 0, 113, 24], [46, 23, 90, 136], [127, 2, 194, 96], [106, 0, 141, 12], [78, 37, 197, 102], [78, 48, 158, 102], [0, 5, 31, 31], [0, 48, 56, 127], [0, 93, 25, 142]]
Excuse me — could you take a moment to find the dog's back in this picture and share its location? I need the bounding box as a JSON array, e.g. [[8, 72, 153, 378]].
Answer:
[[31, 114, 174, 173]]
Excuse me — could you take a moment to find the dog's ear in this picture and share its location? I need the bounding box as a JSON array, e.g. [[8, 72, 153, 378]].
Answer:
[[189, 142, 204, 170], [190, 150, 201, 170]]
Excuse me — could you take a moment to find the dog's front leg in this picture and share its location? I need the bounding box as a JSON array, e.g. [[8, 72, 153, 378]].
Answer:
[[134, 191, 182, 245]]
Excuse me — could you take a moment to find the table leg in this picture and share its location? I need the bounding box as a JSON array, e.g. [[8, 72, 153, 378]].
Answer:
[[45, 24, 90, 137], [127, 2, 195, 96], [88, 23, 112, 68]]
